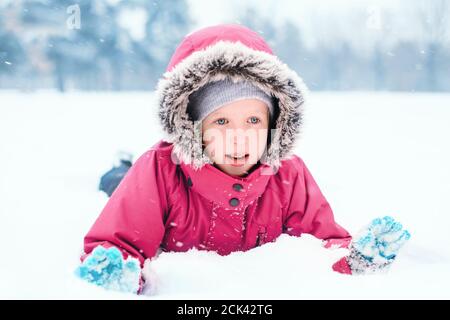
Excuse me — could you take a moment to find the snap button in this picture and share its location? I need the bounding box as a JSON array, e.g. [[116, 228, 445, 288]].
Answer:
[[229, 198, 240, 207], [232, 183, 243, 192]]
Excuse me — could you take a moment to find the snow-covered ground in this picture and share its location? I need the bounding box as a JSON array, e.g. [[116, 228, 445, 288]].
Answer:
[[0, 90, 449, 299]]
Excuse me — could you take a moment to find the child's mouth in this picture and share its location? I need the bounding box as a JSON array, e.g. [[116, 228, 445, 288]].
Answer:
[[225, 154, 249, 167]]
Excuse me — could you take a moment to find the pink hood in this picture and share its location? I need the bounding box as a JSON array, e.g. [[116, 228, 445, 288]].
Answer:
[[156, 24, 308, 171]]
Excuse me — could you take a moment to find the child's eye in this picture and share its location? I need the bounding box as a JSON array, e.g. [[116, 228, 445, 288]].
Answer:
[[215, 118, 228, 125], [248, 116, 261, 124]]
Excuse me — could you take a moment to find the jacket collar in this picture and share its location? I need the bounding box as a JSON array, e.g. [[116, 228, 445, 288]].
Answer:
[[179, 161, 274, 210]]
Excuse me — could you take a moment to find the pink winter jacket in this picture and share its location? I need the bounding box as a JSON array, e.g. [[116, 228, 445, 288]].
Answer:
[[82, 24, 353, 278], [84, 140, 351, 264]]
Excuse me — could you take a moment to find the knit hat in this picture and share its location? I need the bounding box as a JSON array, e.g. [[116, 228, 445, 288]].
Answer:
[[187, 78, 275, 122]]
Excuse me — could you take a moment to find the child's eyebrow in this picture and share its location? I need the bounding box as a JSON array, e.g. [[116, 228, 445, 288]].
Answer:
[[245, 110, 269, 117], [252, 110, 268, 115], [211, 109, 268, 119], [211, 113, 227, 118]]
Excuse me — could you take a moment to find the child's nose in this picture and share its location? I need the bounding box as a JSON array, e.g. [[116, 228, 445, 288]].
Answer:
[[229, 142, 248, 155], [228, 133, 248, 147]]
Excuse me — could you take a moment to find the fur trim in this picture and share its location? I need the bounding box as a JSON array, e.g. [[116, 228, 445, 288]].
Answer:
[[155, 40, 309, 171]]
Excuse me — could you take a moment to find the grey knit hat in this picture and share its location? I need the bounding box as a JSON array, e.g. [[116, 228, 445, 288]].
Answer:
[[187, 78, 275, 122]]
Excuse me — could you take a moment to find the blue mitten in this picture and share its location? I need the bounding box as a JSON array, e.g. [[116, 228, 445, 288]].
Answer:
[[75, 245, 141, 294], [347, 216, 411, 274]]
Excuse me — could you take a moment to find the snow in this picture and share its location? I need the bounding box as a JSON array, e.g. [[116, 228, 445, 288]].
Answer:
[[0, 90, 449, 299]]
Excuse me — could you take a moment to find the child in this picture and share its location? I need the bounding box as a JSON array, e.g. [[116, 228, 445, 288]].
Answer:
[[76, 24, 410, 294]]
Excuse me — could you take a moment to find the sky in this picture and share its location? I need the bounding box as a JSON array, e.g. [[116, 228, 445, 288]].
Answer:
[[2, 0, 446, 49], [187, 0, 449, 49]]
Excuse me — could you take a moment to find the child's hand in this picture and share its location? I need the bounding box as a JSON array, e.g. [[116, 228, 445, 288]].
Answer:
[[75, 245, 141, 294], [333, 216, 411, 274]]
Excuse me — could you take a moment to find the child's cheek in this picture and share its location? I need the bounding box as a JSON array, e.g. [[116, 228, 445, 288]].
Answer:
[[203, 127, 229, 163], [203, 139, 223, 163], [247, 153, 259, 165], [249, 128, 269, 163]]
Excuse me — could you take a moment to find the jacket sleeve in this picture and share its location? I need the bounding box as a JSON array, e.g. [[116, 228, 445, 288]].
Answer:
[[82, 149, 168, 267], [283, 155, 352, 248]]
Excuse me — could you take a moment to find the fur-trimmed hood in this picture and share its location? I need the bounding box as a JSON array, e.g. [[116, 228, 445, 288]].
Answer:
[[155, 24, 308, 171]]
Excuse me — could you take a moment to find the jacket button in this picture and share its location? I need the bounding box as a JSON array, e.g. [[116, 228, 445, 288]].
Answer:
[[187, 177, 193, 187], [229, 198, 240, 207], [232, 183, 243, 192]]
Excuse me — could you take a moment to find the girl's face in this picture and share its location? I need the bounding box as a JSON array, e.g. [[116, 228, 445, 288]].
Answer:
[[201, 99, 270, 177]]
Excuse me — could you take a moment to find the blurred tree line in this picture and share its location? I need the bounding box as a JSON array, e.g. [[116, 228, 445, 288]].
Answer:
[[0, 0, 192, 91], [0, 0, 449, 92]]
